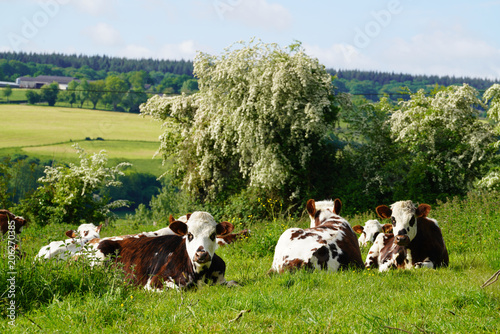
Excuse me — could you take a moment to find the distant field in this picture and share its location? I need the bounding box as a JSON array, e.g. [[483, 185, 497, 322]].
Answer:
[[0, 104, 166, 174]]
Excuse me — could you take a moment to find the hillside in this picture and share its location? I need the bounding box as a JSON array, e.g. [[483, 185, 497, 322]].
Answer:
[[2, 52, 499, 102]]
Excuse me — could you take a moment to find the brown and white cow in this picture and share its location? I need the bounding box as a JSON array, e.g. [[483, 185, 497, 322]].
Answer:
[[0, 209, 27, 235], [270, 198, 364, 273], [352, 219, 392, 247], [97, 211, 236, 290], [364, 201, 449, 272]]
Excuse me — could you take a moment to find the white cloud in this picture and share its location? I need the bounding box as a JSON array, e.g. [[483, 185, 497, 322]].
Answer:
[[158, 40, 199, 60], [380, 26, 500, 79], [72, 0, 116, 16], [305, 26, 500, 80], [304, 43, 377, 70], [84, 23, 123, 46], [214, 0, 292, 31], [120, 44, 154, 59]]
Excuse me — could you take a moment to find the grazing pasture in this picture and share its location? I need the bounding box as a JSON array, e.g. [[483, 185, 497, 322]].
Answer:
[[1, 192, 499, 333], [0, 104, 164, 175]]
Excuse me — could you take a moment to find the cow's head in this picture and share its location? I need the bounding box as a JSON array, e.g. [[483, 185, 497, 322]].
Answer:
[[169, 211, 234, 272], [66, 223, 102, 240], [12, 215, 27, 234], [352, 219, 392, 247], [307, 198, 342, 227], [376, 201, 431, 246]]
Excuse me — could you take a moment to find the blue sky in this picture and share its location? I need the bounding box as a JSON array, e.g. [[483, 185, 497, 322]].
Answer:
[[1, 0, 499, 79]]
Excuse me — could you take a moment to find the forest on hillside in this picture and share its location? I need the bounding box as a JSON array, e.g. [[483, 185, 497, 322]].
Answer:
[[1, 51, 499, 103]]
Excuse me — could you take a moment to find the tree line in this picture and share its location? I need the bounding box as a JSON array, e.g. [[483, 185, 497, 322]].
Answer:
[[2, 52, 499, 105]]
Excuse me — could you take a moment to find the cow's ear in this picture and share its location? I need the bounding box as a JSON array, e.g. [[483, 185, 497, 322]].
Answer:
[[169, 221, 188, 236], [169, 215, 175, 224], [65, 230, 77, 238], [306, 199, 316, 217], [416, 204, 431, 218], [382, 223, 393, 233], [186, 213, 191, 221], [96, 224, 103, 233], [333, 198, 342, 215], [376, 205, 392, 219], [216, 221, 234, 236], [352, 225, 364, 234]]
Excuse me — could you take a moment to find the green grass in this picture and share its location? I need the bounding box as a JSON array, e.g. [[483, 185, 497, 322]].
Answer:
[[0, 88, 27, 103], [1, 192, 499, 333], [0, 104, 165, 175]]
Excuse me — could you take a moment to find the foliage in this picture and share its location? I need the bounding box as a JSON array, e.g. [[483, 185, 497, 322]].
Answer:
[[476, 84, 500, 191], [141, 40, 340, 206], [104, 76, 128, 111], [88, 80, 105, 109], [40, 82, 59, 106], [25, 90, 40, 104], [2, 85, 12, 102], [18, 144, 131, 226], [389, 84, 496, 202]]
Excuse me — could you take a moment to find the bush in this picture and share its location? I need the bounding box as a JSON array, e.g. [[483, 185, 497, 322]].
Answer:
[[19, 144, 131, 226]]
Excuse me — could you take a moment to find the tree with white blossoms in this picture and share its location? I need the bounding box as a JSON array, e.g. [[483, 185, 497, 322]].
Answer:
[[22, 144, 131, 226], [390, 84, 496, 200], [476, 84, 500, 191], [140, 40, 340, 203]]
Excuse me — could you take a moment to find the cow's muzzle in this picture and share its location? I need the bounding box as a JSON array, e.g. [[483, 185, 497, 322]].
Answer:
[[395, 235, 410, 246], [194, 250, 211, 264]]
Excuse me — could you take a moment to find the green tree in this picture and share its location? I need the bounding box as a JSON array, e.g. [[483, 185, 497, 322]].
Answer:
[[61, 80, 79, 107], [141, 40, 340, 204], [2, 85, 12, 102], [476, 84, 500, 191], [25, 90, 41, 104], [104, 75, 128, 111], [390, 84, 496, 201], [180, 79, 198, 94], [20, 144, 131, 226], [88, 80, 105, 109], [77, 78, 90, 108], [40, 81, 59, 106]]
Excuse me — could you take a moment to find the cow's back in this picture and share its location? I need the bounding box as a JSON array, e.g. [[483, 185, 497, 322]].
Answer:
[[409, 218, 449, 268]]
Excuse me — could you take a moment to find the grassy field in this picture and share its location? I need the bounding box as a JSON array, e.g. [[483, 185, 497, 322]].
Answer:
[[1, 192, 499, 333], [0, 104, 164, 175]]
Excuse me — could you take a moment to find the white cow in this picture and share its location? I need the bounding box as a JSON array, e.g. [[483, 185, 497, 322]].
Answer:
[[352, 219, 392, 247], [35, 223, 102, 260]]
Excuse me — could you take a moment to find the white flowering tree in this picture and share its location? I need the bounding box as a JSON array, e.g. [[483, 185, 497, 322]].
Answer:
[[476, 84, 500, 191], [23, 144, 131, 226], [390, 84, 496, 199], [141, 40, 340, 203]]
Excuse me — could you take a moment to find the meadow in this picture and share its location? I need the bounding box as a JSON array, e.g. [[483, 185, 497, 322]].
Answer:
[[1, 192, 499, 333], [1, 103, 499, 333], [0, 104, 164, 175]]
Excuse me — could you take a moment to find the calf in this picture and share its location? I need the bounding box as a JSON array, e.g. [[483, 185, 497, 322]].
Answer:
[[364, 201, 449, 272], [97, 211, 235, 290], [0, 209, 27, 235], [270, 198, 364, 273], [352, 219, 392, 247], [35, 223, 102, 260]]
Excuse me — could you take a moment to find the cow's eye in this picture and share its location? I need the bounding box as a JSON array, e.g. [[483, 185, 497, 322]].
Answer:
[[391, 217, 396, 225], [210, 232, 216, 241], [187, 233, 194, 242]]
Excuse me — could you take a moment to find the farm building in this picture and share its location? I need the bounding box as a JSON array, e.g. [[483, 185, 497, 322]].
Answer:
[[16, 75, 79, 90], [0, 81, 19, 88]]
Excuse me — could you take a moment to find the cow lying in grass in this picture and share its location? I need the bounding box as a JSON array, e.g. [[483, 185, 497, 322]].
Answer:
[[35, 223, 102, 260], [270, 198, 364, 273], [97, 211, 236, 290], [352, 219, 392, 247], [364, 201, 449, 271], [80, 214, 250, 266]]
